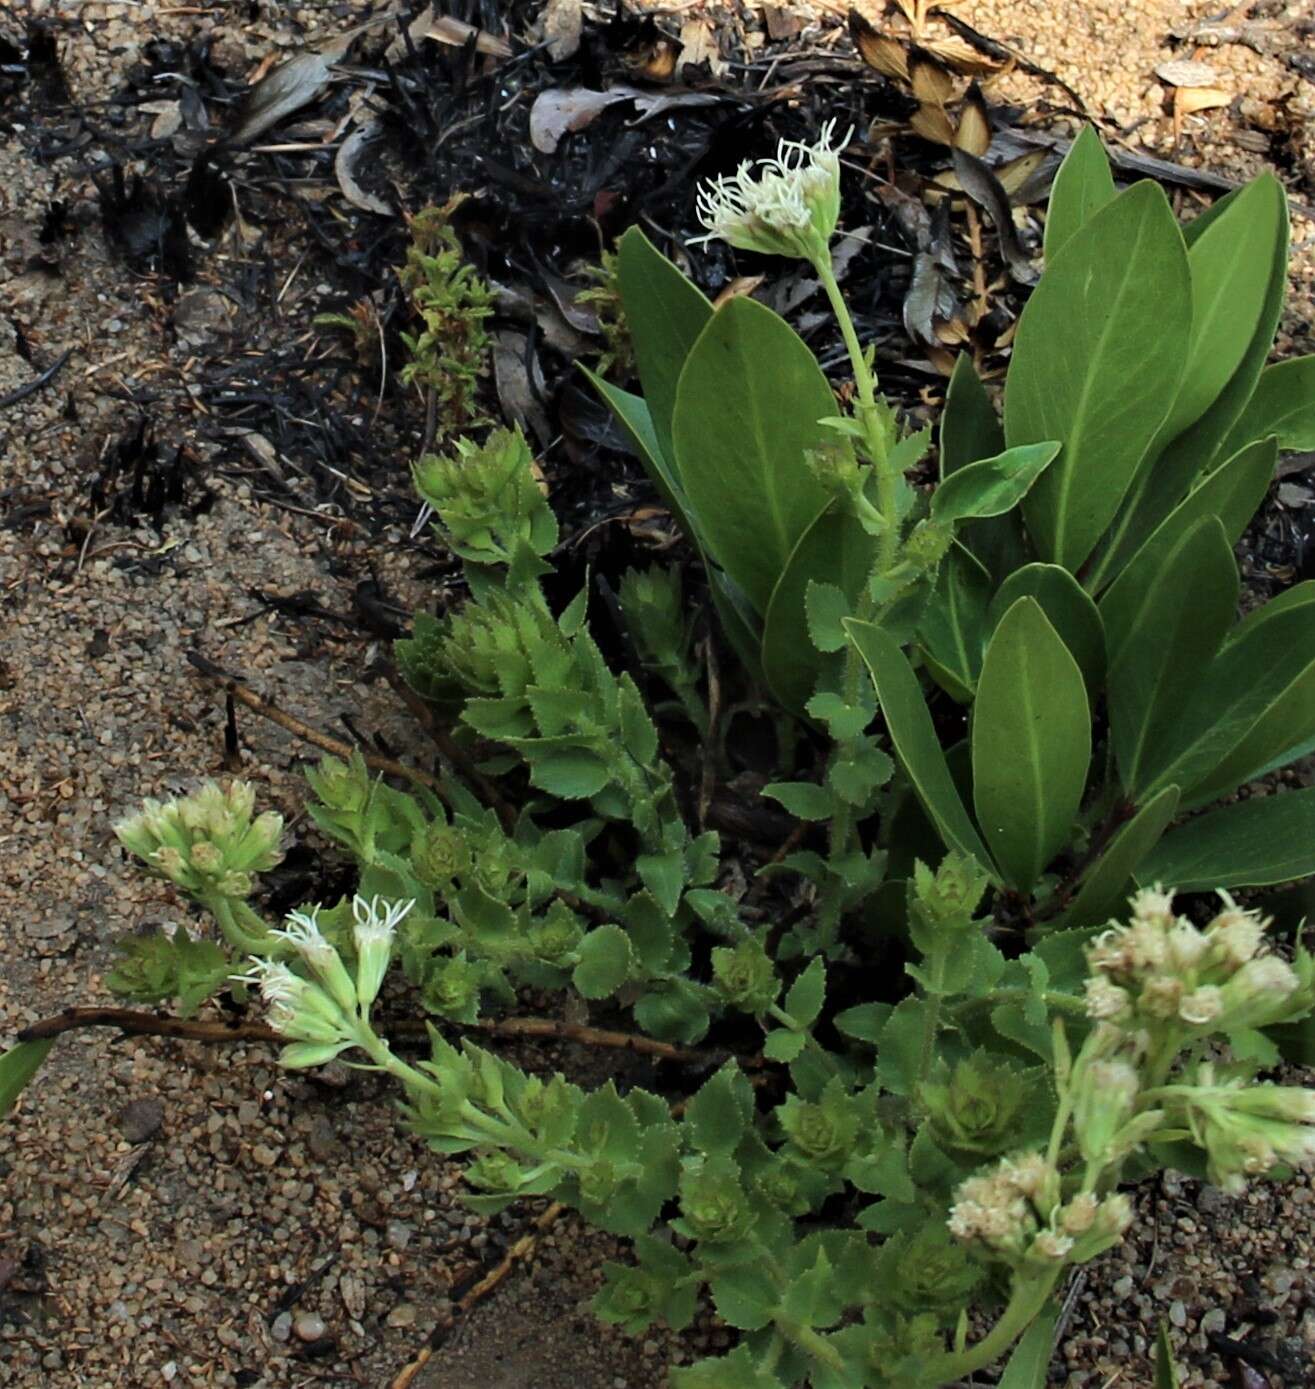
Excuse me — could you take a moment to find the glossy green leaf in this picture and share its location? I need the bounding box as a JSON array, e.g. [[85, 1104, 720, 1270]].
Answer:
[[0, 1038, 54, 1118], [1006, 181, 1192, 570], [999, 1302, 1060, 1388], [931, 441, 1060, 525], [1220, 355, 1315, 458], [1097, 436, 1276, 643], [1160, 173, 1284, 442], [918, 545, 992, 700], [762, 499, 877, 714], [1137, 787, 1315, 891], [1171, 583, 1315, 805], [972, 598, 1091, 890], [940, 352, 1005, 477], [988, 562, 1105, 700], [617, 226, 712, 471], [1086, 175, 1289, 591], [673, 296, 834, 616], [581, 369, 692, 532], [1102, 516, 1237, 794], [846, 619, 993, 872], [1160, 582, 1315, 807], [1043, 125, 1115, 262], [1055, 784, 1180, 929]]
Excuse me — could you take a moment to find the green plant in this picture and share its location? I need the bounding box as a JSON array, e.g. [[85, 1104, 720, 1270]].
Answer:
[[396, 198, 495, 437], [42, 121, 1315, 1387], [590, 123, 1315, 940]]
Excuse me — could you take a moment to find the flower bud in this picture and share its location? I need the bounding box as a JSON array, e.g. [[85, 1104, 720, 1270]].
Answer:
[[1177, 985, 1222, 1027], [353, 895, 414, 1010], [1084, 977, 1131, 1021], [276, 907, 358, 1015], [1216, 955, 1299, 1028], [1072, 1059, 1139, 1164]]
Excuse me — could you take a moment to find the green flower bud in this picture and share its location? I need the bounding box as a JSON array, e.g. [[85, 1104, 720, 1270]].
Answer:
[[879, 1223, 983, 1319], [674, 1155, 755, 1244], [710, 938, 778, 1014], [306, 754, 371, 816], [578, 1158, 621, 1207], [910, 853, 990, 935], [422, 952, 483, 1023], [922, 1053, 1029, 1158], [753, 1161, 811, 1216], [529, 902, 584, 965], [465, 1150, 527, 1194], [1072, 1058, 1140, 1164], [777, 1081, 860, 1171]]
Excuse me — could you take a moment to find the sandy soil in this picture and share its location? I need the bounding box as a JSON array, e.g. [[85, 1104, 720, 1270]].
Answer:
[[2, 2, 1313, 1387]]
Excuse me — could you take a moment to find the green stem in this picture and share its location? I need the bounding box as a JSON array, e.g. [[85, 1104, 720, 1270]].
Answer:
[[209, 895, 275, 955], [777, 1317, 847, 1375], [928, 1272, 1060, 1383], [948, 988, 1090, 1022]]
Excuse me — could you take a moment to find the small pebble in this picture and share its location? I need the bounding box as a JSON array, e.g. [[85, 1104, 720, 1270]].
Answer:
[[387, 1303, 417, 1329], [294, 1311, 327, 1342], [270, 1311, 292, 1343]]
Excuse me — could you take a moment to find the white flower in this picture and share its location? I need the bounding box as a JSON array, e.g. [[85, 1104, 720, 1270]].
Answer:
[[352, 895, 415, 1010], [692, 119, 849, 263], [276, 907, 358, 1014], [1177, 985, 1223, 1027], [234, 957, 351, 1050]]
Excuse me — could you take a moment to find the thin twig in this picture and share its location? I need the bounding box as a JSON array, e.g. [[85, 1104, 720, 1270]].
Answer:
[[186, 649, 447, 801], [16, 1005, 757, 1070], [388, 1201, 566, 1389], [0, 348, 74, 410]]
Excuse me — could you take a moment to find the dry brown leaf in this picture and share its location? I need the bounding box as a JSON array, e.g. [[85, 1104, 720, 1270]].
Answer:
[[849, 10, 910, 80], [713, 275, 765, 307], [954, 88, 991, 156], [922, 34, 1000, 75], [1175, 86, 1232, 115], [679, 17, 725, 76], [992, 148, 1049, 201], [910, 102, 956, 145], [1155, 58, 1219, 88], [540, 0, 582, 61], [909, 50, 956, 105], [423, 13, 513, 58]]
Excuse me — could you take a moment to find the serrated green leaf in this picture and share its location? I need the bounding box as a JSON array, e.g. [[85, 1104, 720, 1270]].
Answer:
[[528, 748, 613, 800], [876, 996, 928, 1097], [972, 598, 1091, 891], [828, 741, 894, 807], [1044, 125, 1116, 261], [673, 296, 833, 616], [633, 978, 711, 1044], [709, 1265, 779, 1332], [686, 1064, 753, 1156], [763, 1030, 807, 1063], [1007, 181, 1192, 570], [636, 850, 685, 919], [834, 1002, 893, 1045], [785, 957, 826, 1027], [1136, 786, 1315, 891], [805, 579, 854, 654], [572, 925, 636, 998], [806, 691, 873, 741], [764, 780, 833, 822]]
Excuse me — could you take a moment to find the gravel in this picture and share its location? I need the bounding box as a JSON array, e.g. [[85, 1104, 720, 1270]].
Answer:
[[2, 2, 1313, 1387]]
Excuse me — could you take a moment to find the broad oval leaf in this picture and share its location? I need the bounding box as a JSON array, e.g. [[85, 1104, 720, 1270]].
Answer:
[[1101, 515, 1237, 794], [1136, 786, 1315, 891], [1220, 354, 1315, 458], [1055, 784, 1180, 929], [673, 296, 834, 616], [1006, 181, 1192, 570], [1162, 581, 1315, 808], [930, 440, 1061, 524], [845, 618, 994, 874], [617, 226, 712, 472], [1085, 175, 1289, 591], [918, 544, 993, 701], [972, 598, 1092, 891], [1097, 436, 1276, 637], [988, 562, 1105, 700], [940, 351, 1004, 477], [1043, 125, 1115, 262], [762, 498, 878, 714], [1160, 172, 1284, 442]]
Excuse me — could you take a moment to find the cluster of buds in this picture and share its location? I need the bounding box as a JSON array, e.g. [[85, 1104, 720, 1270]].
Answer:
[[693, 119, 848, 264], [238, 895, 415, 1067], [115, 781, 283, 902], [1083, 888, 1302, 1034], [1163, 1063, 1315, 1194], [947, 1151, 1131, 1269]]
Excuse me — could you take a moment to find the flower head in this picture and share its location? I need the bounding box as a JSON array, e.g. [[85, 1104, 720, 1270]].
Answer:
[[692, 120, 850, 263], [276, 906, 358, 1014], [234, 956, 354, 1068], [352, 895, 415, 1010]]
